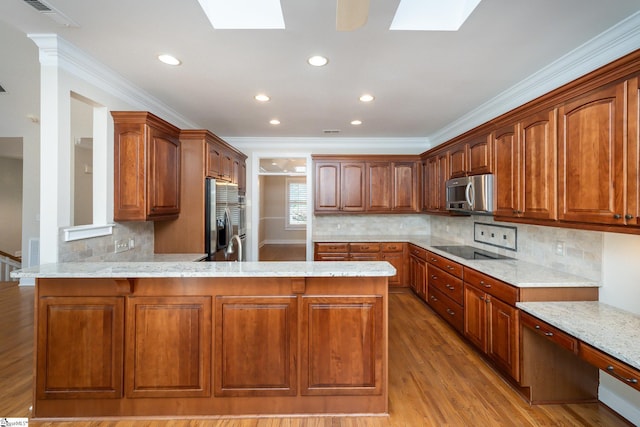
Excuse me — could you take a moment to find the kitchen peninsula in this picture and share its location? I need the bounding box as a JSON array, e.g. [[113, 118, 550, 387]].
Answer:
[[13, 261, 395, 419]]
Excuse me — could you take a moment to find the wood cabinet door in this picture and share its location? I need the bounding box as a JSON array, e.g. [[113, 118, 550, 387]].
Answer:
[[493, 125, 520, 217], [627, 76, 640, 226], [341, 162, 366, 211], [366, 162, 391, 211], [422, 158, 437, 211], [239, 161, 247, 193], [220, 151, 233, 180], [558, 82, 626, 225], [463, 285, 488, 353], [449, 143, 467, 178], [215, 296, 297, 396], [114, 122, 146, 221], [392, 162, 418, 211], [487, 297, 520, 382], [520, 109, 557, 220], [36, 296, 124, 399], [381, 251, 404, 286], [126, 296, 212, 398], [207, 142, 221, 178], [148, 127, 181, 218], [300, 296, 383, 396], [409, 255, 427, 300], [315, 162, 340, 212], [467, 134, 492, 175], [436, 152, 450, 211]]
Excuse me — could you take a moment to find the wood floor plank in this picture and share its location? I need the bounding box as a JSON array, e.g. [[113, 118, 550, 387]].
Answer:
[[0, 284, 631, 426]]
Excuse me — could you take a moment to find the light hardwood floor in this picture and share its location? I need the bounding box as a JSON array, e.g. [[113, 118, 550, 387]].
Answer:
[[0, 284, 631, 426], [259, 244, 307, 261]]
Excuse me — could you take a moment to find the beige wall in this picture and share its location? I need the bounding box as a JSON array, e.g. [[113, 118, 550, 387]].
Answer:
[[0, 157, 23, 256], [260, 175, 306, 244]]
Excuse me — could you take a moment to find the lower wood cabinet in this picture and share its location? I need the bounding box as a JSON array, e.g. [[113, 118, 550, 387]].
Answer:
[[315, 242, 406, 286], [126, 296, 212, 398], [427, 252, 464, 333], [215, 296, 296, 396], [408, 244, 427, 299], [300, 295, 384, 396], [34, 276, 388, 418], [463, 270, 520, 382], [36, 295, 125, 400]]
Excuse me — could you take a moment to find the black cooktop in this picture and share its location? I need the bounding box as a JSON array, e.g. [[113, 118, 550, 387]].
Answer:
[[431, 245, 513, 260]]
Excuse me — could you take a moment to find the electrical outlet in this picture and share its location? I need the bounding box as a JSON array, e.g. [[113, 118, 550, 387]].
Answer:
[[114, 239, 130, 253], [129, 238, 135, 249], [555, 241, 565, 256]]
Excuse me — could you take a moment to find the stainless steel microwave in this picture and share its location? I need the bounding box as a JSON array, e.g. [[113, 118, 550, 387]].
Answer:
[[445, 174, 494, 214]]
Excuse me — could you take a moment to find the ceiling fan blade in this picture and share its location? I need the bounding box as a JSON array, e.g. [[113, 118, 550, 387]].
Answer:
[[336, 0, 370, 31]]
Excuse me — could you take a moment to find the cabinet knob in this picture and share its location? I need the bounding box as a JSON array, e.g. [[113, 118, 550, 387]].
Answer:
[[625, 214, 634, 220], [544, 332, 554, 337], [431, 275, 437, 280], [613, 214, 622, 219], [446, 309, 455, 316]]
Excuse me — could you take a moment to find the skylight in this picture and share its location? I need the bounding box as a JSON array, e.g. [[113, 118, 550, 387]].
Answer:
[[390, 0, 482, 31], [196, 0, 285, 29]]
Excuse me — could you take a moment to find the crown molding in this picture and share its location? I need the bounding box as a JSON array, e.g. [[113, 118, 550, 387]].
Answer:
[[27, 34, 200, 129], [428, 11, 640, 146], [224, 136, 431, 154]]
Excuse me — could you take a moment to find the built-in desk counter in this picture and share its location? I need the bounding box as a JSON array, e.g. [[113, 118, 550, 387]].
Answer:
[[13, 261, 395, 419]]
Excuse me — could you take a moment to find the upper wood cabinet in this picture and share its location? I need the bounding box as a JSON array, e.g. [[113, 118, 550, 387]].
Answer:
[[448, 134, 492, 179], [113, 111, 181, 221], [558, 82, 626, 226], [494, 117, 557, 222], [626, 76, 640, 226], [314, 156, 419, 214], [423, 151, 449, 213]]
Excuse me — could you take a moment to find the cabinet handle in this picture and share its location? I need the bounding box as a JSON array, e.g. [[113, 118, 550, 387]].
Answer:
[[431, 275, 438, 280], [535, 325, 541, 329], [431, 258, 437, 262], [446, 309, 455, 316], [446, 265, 455, 270], [480, 280, 491, 289], [544, 332, 554, 337], [606, 365, 639, 384], [445, 284, 455, 290], [430, 295, 438, 302], [625, 214, 634, 220], [613, 214, 622, 219]]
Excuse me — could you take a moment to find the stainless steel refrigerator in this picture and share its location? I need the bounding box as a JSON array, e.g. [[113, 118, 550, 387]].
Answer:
[[205, 178, 240, 261]]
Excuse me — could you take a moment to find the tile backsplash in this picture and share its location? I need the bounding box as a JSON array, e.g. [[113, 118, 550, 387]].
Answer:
[[313, 214, 431, 237], [430, 215, 603, 281], [58, 221, 154, 262]]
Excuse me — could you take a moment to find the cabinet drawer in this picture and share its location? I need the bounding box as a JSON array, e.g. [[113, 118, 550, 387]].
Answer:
[[427, 286, 463, 333], [427, 252, 463, 278], [428, 266, 463, 305], [464, 268, 518, 305], [350, 253, 380, 261], [381, 242, 404, 252], [579, 343, 640, 392], [315, 243, 349, 253], [349, 243, 381, 253], [521, 312, 578, 354], [315, 253, 348, 261], [408, 244, 427, 261]]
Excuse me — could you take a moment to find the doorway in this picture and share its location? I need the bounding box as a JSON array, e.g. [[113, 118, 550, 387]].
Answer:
[[257, 157, 308, 261]]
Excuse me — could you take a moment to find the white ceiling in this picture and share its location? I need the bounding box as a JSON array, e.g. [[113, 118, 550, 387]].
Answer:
[[1, 0, 640, 147]]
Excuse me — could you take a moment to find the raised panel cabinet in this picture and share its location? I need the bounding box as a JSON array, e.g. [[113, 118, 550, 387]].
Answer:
[[449, 143, 467, 178], [315, 162, 340, 212], [341, 162, 366, 212], [300, 296, 383, 396], [215, 296, 297, 396], [392, 161, 419, 211], [467, 134, 493, 175], [493, 125, 519, 217], [558, 82, 626, 225], [36, 296, 124, 399], [366, 162, 391, 211], [488, 296, 520, 381], [126, 296, 212, 398], [113, 111, 181, 221]]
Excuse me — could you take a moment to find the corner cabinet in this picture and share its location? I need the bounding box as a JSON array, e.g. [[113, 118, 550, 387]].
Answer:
[[112, 111, 181, 221]]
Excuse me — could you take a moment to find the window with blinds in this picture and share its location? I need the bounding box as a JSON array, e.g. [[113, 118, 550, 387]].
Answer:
[[286, 177, 307, 229]]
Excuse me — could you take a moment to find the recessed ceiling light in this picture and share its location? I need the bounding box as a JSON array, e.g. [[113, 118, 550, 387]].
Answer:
[[351, 120, 363, 125], [158, 54, 181, 66], [308, 55, 329, 67], [270, 119, 281, 125], [359, 94, 375, 102], [255, 94, 270, 102]]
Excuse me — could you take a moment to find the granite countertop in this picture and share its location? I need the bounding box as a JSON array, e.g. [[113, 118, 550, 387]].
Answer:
[[149, 253, 208, 262], [517, 301, 640, 371], [314, 234, 599, 288], [11, 261, 396, 279]]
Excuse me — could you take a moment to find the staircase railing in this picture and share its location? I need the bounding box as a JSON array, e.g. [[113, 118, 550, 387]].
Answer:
[[0, 250, 21, 282]]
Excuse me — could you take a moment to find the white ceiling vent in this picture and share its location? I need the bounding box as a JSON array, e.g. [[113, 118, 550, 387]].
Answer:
[[22, 0, 80, 27], [323, 129, 341, 134]]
